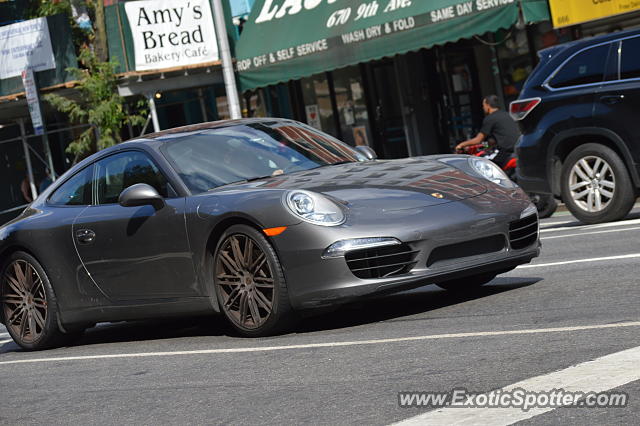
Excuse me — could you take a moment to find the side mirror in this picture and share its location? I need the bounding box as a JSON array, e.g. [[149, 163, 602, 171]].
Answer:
[[118, 183, 165, 210], [355, 145, 377, 161]]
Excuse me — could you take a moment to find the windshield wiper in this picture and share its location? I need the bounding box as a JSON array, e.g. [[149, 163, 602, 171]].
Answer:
[[210, 175, 274, 190]]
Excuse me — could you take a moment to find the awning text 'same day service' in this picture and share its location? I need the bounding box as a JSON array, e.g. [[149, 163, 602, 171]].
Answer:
[[235, 0, 550, 91]]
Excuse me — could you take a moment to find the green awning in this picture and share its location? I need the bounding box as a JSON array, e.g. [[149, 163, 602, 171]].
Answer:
[[236, 0, 550, 91]]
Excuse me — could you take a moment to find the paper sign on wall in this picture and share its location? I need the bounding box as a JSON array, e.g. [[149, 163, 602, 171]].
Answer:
[[305, 104, 321, 130], [0, 18, 55, 80]]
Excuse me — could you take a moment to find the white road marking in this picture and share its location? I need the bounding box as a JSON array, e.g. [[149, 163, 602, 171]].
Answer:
[[541, 226, 640, 240], [518, 253, 640, 269], [0, 339, 13, 344], [0, 322, 639, 366], [539, 219, 575, 228], [541, 218, 640, 233], [392, 345, 640, 426]]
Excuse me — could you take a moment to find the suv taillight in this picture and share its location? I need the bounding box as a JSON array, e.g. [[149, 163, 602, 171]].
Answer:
[[509, 98, 541, 121]]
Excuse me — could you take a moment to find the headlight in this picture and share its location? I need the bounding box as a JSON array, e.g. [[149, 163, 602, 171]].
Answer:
[[285, 190, 345, 226], [469, 157, 515, 187]]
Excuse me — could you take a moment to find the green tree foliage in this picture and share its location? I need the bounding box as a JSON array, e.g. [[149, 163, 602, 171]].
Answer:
[[31, 0, 145, 160], [44, 48, 146, 160], [28, 0, 94, 55]]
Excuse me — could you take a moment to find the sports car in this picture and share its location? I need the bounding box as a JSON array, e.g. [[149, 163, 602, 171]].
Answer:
[[0, 118, 540, 349]]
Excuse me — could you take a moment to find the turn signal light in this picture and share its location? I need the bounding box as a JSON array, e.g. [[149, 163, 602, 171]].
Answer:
[[509, 97, 541, 121], [263, 226, 287, 236]]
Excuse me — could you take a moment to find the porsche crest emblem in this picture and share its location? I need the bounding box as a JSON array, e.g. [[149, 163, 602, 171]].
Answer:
[[431, 192, 445, 199]]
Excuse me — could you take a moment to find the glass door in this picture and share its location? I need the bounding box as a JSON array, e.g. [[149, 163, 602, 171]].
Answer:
[[368, 60, 408, 159], [438, 47, 484, 149]]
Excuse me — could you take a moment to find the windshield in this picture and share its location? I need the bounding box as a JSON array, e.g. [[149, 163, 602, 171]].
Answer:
[[161, 121, 366, 193]]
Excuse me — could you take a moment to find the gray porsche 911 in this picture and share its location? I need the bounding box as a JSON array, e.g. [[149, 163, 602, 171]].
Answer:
[[0, 118, 540, 349]]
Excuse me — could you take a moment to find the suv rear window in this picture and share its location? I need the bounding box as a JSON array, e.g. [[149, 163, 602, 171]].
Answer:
[[620, 37, 640, 80], [548, 44, 610, 88]]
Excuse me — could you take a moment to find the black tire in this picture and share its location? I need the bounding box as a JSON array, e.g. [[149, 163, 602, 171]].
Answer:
[[435, 272, 497, 291], [528, 193, 557, 219], [1, 251, 68, 350], [561, 144, 635, 224], [213, 224, 293, 337]]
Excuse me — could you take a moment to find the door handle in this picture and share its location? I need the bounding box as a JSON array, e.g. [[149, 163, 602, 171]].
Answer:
[[600, 95, 625, 105], [75, 229, 96, 245]]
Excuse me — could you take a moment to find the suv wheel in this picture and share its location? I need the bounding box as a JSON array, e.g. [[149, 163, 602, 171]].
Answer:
[[561, 143, 635, 224]]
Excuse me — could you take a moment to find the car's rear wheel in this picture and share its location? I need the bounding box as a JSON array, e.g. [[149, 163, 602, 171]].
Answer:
[[1, 251, 67, 350], [435, 272, 497, 291], [213, 225, 292, 337], [561, 144, 635, 224]]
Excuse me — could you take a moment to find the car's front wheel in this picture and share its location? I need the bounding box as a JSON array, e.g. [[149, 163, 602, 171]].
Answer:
[[1, 251, 68, 350], [213, 225, 293, 337], [435, 272, 497, 291], [561, 144, 635, 224]]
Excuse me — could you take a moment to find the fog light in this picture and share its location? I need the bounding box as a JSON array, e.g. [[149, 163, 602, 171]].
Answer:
[[322, 237, 401, 259]]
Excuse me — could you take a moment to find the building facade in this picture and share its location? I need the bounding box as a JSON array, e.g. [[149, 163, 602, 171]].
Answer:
[[2, 0, 640, 225], [237, 0, 640, 160], [0, 0, 242, 223]]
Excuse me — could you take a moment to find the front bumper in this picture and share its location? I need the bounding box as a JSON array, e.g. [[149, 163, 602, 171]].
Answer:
[[273, 189, 540, 310]]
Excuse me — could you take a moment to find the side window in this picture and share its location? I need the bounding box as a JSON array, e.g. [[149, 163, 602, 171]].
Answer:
[[48, 165, 93, 206], [620, 37, 640, 80], [549, 44, 610, 88], [95, 151, 169, 205]]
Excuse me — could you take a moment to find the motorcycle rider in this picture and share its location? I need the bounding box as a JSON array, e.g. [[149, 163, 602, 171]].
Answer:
[[455, 95, 520, 169]]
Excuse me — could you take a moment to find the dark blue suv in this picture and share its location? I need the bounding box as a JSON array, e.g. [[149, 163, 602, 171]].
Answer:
[[511, 28, 640, 224]]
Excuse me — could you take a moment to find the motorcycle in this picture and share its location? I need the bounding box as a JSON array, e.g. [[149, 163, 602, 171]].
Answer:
[[459, 142, 557, 218]]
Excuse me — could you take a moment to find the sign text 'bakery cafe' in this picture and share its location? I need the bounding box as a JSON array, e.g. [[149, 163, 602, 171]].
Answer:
[[124, 0, 220, 71]]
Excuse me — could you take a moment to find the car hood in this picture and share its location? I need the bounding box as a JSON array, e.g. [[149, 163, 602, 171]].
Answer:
[[218, 158, 487, 211]]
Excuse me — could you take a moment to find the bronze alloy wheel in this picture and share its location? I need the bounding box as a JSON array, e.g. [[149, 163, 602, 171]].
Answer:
[[215, 233, 275, 330], [2, 259, 48, 344]]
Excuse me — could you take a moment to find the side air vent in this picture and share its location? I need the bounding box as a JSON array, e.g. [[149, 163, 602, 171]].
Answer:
[[509, 214, 539, 250], [345, 244, 419, 279]]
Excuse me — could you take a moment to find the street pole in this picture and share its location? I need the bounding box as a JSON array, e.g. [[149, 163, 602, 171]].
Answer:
[[42, 132, 56, 180], [211, 0, 242, 119], [198, 88, 208, 122], [146, 93, 161, 132], [18, 118, 38, 201]]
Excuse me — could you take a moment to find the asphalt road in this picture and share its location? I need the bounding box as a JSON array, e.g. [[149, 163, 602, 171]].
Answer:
[[1, 208, 640, 425]]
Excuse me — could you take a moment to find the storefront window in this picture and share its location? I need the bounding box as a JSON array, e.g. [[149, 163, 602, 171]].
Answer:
[[496, 23, 572, 105], [495, 29, 534, 105], [300, 74, 337, 135], [244, 90, 267, 118], [332, 66, 372, 147], [216, 88, 232, 120]]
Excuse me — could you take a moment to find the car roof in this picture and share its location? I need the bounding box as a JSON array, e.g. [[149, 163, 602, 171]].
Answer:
[[522, 27, 640, 91], [539, 27, 640, 59], [124, 117, 291, 145]]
